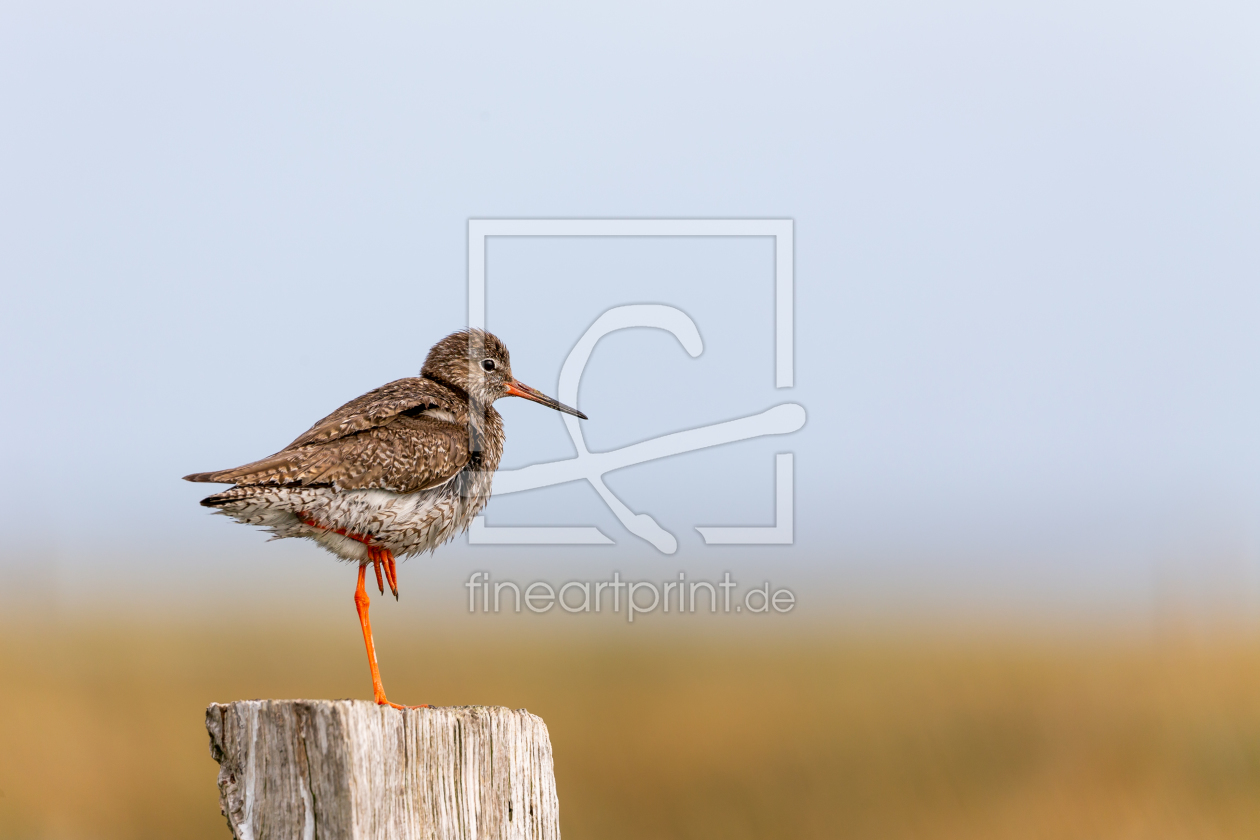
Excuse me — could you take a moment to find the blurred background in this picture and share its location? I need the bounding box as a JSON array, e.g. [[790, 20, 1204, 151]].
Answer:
[[3, 1, 1260, 837]]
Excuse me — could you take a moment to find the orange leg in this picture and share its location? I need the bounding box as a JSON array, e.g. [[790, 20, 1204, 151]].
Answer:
[[354, 563, 397, 707], [352, 564, 429, 709], [297, 513, 423, 708]]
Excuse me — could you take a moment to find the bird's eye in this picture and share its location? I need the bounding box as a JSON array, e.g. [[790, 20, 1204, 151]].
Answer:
[[481, 358, 496, 372]]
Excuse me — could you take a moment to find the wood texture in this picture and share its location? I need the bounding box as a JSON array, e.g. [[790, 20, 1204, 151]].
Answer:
[[206, 701, 560, 840]]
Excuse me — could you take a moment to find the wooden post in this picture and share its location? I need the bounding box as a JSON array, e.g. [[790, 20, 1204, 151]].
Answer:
[[206, 700, 561, 840]]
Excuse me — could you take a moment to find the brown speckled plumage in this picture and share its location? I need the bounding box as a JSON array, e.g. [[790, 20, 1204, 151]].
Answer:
[[184, 329, 583, 564]]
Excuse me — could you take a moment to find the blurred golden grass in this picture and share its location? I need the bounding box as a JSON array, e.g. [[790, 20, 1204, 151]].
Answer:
[[4, 616, 1260, 839]]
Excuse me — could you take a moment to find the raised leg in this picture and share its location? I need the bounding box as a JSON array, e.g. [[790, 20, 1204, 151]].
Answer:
[[299, 512, 400, 599], [353, 563, 428, 709]]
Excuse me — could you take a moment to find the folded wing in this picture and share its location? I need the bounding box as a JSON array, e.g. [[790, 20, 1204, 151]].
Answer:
[[184, 377, 473, 494]]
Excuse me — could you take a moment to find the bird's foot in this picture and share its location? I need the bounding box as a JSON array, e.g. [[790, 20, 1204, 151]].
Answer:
[[367, 547, 386, 595], [368, 545, 399, 600], [373, 690, 431, 710]]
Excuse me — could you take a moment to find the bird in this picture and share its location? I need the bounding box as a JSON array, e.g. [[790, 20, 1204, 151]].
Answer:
[[183, 329, 586, 708]]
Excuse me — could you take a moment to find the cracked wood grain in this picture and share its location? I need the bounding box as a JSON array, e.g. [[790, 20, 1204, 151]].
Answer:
[[206, 701, 560, 840]]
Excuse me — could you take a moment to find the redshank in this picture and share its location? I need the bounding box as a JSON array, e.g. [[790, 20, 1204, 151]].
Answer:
[[184, 329, 585, 708]]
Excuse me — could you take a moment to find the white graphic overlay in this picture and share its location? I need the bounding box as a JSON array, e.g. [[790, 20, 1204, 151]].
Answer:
[[466, 219, 801, 553]]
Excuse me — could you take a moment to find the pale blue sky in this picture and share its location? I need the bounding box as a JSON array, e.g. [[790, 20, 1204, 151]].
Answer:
[[2, 1, 1258, 621]]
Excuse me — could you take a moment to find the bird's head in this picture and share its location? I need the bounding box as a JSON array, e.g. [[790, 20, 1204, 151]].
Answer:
[[421, 329, 587, 419]]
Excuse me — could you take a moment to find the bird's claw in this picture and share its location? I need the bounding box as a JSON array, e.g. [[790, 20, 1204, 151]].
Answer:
[[370, 551, 385, 595], [386, 554, 399, 600], [377, 697, 432, 710]]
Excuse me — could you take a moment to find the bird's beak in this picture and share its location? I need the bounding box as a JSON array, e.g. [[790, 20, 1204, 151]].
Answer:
[[504, 380, 588, 419]]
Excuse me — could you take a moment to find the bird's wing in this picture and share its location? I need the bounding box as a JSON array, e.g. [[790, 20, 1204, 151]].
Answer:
[[283, 376, 457, 449], [183, 415, 472, 493], [184, 377, 475, 493]]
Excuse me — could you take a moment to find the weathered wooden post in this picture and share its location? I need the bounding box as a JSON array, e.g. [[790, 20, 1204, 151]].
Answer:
[[206, 701, 561, 840]]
